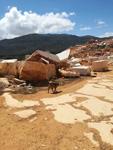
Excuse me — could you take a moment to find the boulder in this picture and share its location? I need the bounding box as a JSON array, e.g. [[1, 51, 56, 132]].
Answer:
[[58, 69, 80, 77], [25, 55, 31, 60], [0, 78, 10, 88], [26, 50, 60, 64], [69, 66, 91, 76], [4, 75, 15, 80], [108, 55, 113, 64], [56, 49, 70, 61], [92, 60, 108, 71], [13, 78, 26, 84], [0, 59, 18, 77], [19, 61, 56, 81], [27, 49, 70, 64], [67, 58, 81, 65], [100, 55, 113, 64], [88, 57, 99, 65]]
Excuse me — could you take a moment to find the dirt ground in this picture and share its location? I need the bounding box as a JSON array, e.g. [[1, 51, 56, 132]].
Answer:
[[0, 67, 113, 150]]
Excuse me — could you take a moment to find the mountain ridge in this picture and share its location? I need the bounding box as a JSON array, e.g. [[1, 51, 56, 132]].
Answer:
[[0, 33, 112, 59]]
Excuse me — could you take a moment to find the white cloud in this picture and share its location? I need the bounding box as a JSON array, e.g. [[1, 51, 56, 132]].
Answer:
[[0, 7, 75, 40], [69, 12, 76, 16], [99, 32, 113, 38], [7, 6, 11, 10], [80, 27, 91, 31], [98, 21, 105, 25], [61, 12, 75, 17], [95, 19, 107, 28]]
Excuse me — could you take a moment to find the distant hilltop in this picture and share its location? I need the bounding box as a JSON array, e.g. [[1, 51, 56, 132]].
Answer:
[[0, 33, 113, 59]]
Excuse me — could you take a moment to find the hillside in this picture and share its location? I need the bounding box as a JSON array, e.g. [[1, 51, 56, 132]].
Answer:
[[0, 33, 112, 59], [69, 38, 113, 59]]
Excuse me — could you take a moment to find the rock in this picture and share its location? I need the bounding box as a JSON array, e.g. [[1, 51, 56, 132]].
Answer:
[[68, 58, 81, 65], [56, 49, 70, 61], [88, 57, 99, 65], [25, 55, 31, 60], [26, 50, 60, 64], [0, 84, 5, 89], [38, 58, 49, 64], [87, 39, 97, 44], [4, 75, 15, 80], [58, 69, 80, 77], [92, 60, 108, 71], [27, 85, 33, 91], [13, 78, 26, 84], [0, 78, 10, 88], [19, 61, 56, 81], [69, 66, 91, 76], [0, 59, 18, 77]]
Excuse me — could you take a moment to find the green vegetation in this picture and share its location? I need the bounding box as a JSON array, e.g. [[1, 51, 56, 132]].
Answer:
[[0, 34, 99, 58], [0, 34, 112, 59], [0, 54, 25, 60]]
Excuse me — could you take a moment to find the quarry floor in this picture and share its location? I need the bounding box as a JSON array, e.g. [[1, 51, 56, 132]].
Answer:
[[0, 67, 113, 150]]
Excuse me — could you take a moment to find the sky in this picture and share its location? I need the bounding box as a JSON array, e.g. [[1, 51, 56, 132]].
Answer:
[[0, 0, 113, 40]]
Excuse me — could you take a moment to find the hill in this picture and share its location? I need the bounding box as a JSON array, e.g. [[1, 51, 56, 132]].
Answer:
[[0, 33, 112, 59]]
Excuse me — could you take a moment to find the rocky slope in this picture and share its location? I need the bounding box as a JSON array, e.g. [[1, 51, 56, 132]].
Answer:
[[70, 39, 113, 58]]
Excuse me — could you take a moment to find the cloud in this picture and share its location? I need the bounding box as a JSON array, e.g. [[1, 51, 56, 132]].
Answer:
[[7, 6, 11, 10], [0, 7, 75, 40], [95, 19, 107, 28], [80, 27, 91, 31], [98, 21, 105, 25], [99, 32, 113, 38], [61, 12, 76, 17]]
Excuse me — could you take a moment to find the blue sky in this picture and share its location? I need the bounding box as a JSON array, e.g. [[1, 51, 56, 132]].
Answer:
[[0, 0, 113, 40]]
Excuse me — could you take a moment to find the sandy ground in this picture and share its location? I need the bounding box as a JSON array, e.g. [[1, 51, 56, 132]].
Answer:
[[0, 67, 113, 150]]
